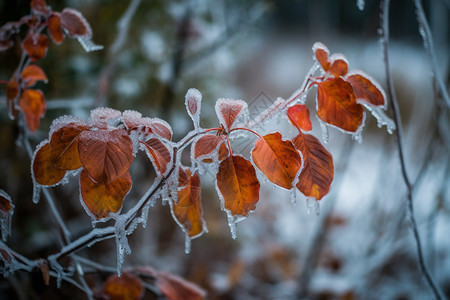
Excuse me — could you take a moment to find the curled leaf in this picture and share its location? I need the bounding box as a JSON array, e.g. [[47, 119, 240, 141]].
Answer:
[[141, 138, 172, 175], [192, 135, 228, 162], [287, 104, 312, 132], [32, 141, 66, 186], [80, 169, 131, 219], [47, 13, 65, 44], [102, 271, 143, 300], [346, 72, 385, 107], [171, 168, 205, 238], [252, 132, 302, 189], [18, 89, 46, 132], [293, 132, 334, 200], [21, 64, 48, 87], [216, 155, 260, 217], [316, 78, 364, 132], [78, 129, 134, 184]]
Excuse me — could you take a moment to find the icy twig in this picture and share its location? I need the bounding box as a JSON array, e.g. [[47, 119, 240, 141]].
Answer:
[[381, 1, 445, 299], [413, 0, 450, 108]]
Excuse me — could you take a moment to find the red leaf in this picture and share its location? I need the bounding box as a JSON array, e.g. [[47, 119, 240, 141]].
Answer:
[[6, 78, 19, 118], [328, 57, 348, 77], [313, 42, 330, 71], [141, 138, 172, 175], [252, 132, 302, 189], [287, 104, 312, 132], [80, 169, 131, 219], [78, 129, 134, 184], [21, 64, 48, 87], [18, 89, 46, 132], [50, 120, 89, 170], [156, 271, 206, 300], [47, 13, 65, 44], [30, 0, 50, 16], [316, 78, 364, 132], [215, 98, 248, 131], [0, 190, 13, 215], [123, 111, 172, 140], [292, 132, 334, 200], [60, 8, 92, 38], [32, 141, 66, 186], [102, 271, 143, 300], [192, 135, 228, 161], [346, 72, 385, 107], [172, 168, 205, 238], [22, 33, 49, 61], [216, 155, 260, 217]]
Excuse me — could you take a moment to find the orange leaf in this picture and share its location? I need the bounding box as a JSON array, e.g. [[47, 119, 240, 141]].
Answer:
[[6, 78, 19, 118], [18, 89, 46, 132], [78, 129, 133, 184], [316, 78, 364, 132], [346, 72, 385, 107], [47, 13, 65, 44], [252, 132, 302, 189], [22, 33, 49, 61], [21, 65, 48, 87], [30, 0, 50, 15], [50, 120, 89, 170], [287, 104, 312, 132], [141, 138, 171, 175], [172, 168, 204, 238], [215, 98, 247, 131], [292, 132, 334, 200], [156, 271, 206, 300], [80, 169, 131, 219], [328, 58, 348, 77], [60, 8, 92, 38], [32, 142, 66, 186], [313, 42, 330, 71], [193, 135, 228, 161], [216, 155, 260, 216], [102, 271, 143, 300]]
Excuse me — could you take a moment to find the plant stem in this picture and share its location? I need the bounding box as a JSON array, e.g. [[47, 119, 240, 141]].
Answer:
[[381, 1, 445, 299]]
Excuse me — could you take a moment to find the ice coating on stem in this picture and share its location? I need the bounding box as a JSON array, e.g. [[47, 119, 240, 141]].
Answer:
[[114, 215, 132, 276], [0, 190, 14, 242], [362, 104, 395, 134], [76, 36, 104, 52], [185, 88, 202, 130]]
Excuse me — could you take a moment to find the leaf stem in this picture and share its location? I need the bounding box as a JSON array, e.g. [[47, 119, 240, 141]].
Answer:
[[381, 1, 445, 299], [230, 127, 262, 138]]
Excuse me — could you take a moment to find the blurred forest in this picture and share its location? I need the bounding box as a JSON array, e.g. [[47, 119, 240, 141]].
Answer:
[[0, 0, 449, 299]]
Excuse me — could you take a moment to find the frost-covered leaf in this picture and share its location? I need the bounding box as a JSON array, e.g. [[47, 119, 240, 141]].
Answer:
[[346, 72, 385, 107], [292, 132, 334, 200], [102, 271, 143, 300], [50, 120, 89, 170], [185, 88, 202, 128], [156, 270, 207, 300], [78, 129, 133, 184], [60, 8, 92, 38], [328, 57, 348, 77], [316, 78, 364, 133], [80, 169, 131, 219], [18, 89, 46, 132], [47, 13, 65, 44], [22, 32, 49, 61], [141, 138, 172, 176], [0, 189, 14, 242], [171, 168, 205, 238], [123, 111, 172, 140], [89, 107, 121, 128], [287, 104, 312, 132], [21, 65, 48, 87], [215, 98, 248, 132], [216, 155, 260, 217], [313, 42, 330, 72], [6, 78, 19, 119], [252, 132, 302, 189], [192, 135, 228, 162], [32, 141, 67, 186], [30, 0, 50, 16]]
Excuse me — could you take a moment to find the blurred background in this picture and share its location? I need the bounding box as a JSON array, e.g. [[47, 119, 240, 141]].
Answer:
[[1, 0, 449, 299]]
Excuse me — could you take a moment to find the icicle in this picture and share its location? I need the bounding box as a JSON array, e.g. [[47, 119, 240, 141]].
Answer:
[[290, 188, 297, 206], [32, 182, 41, 204], [351, 130, 364, 144], [114, 216, 132, 276], [76, 36, 103, 52], [184, 235, 191, 254], [227, 212, 238, 240], [357, 0, 365, 10], [315, 200, 321, 216], [362, 104, 396, 134], [319, 120, 329, 144], [305, 197, 314, 214]]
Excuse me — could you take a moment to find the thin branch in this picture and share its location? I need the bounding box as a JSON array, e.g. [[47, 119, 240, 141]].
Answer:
[[413, 0, 450, 108], [380, 1, 445, 299]]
